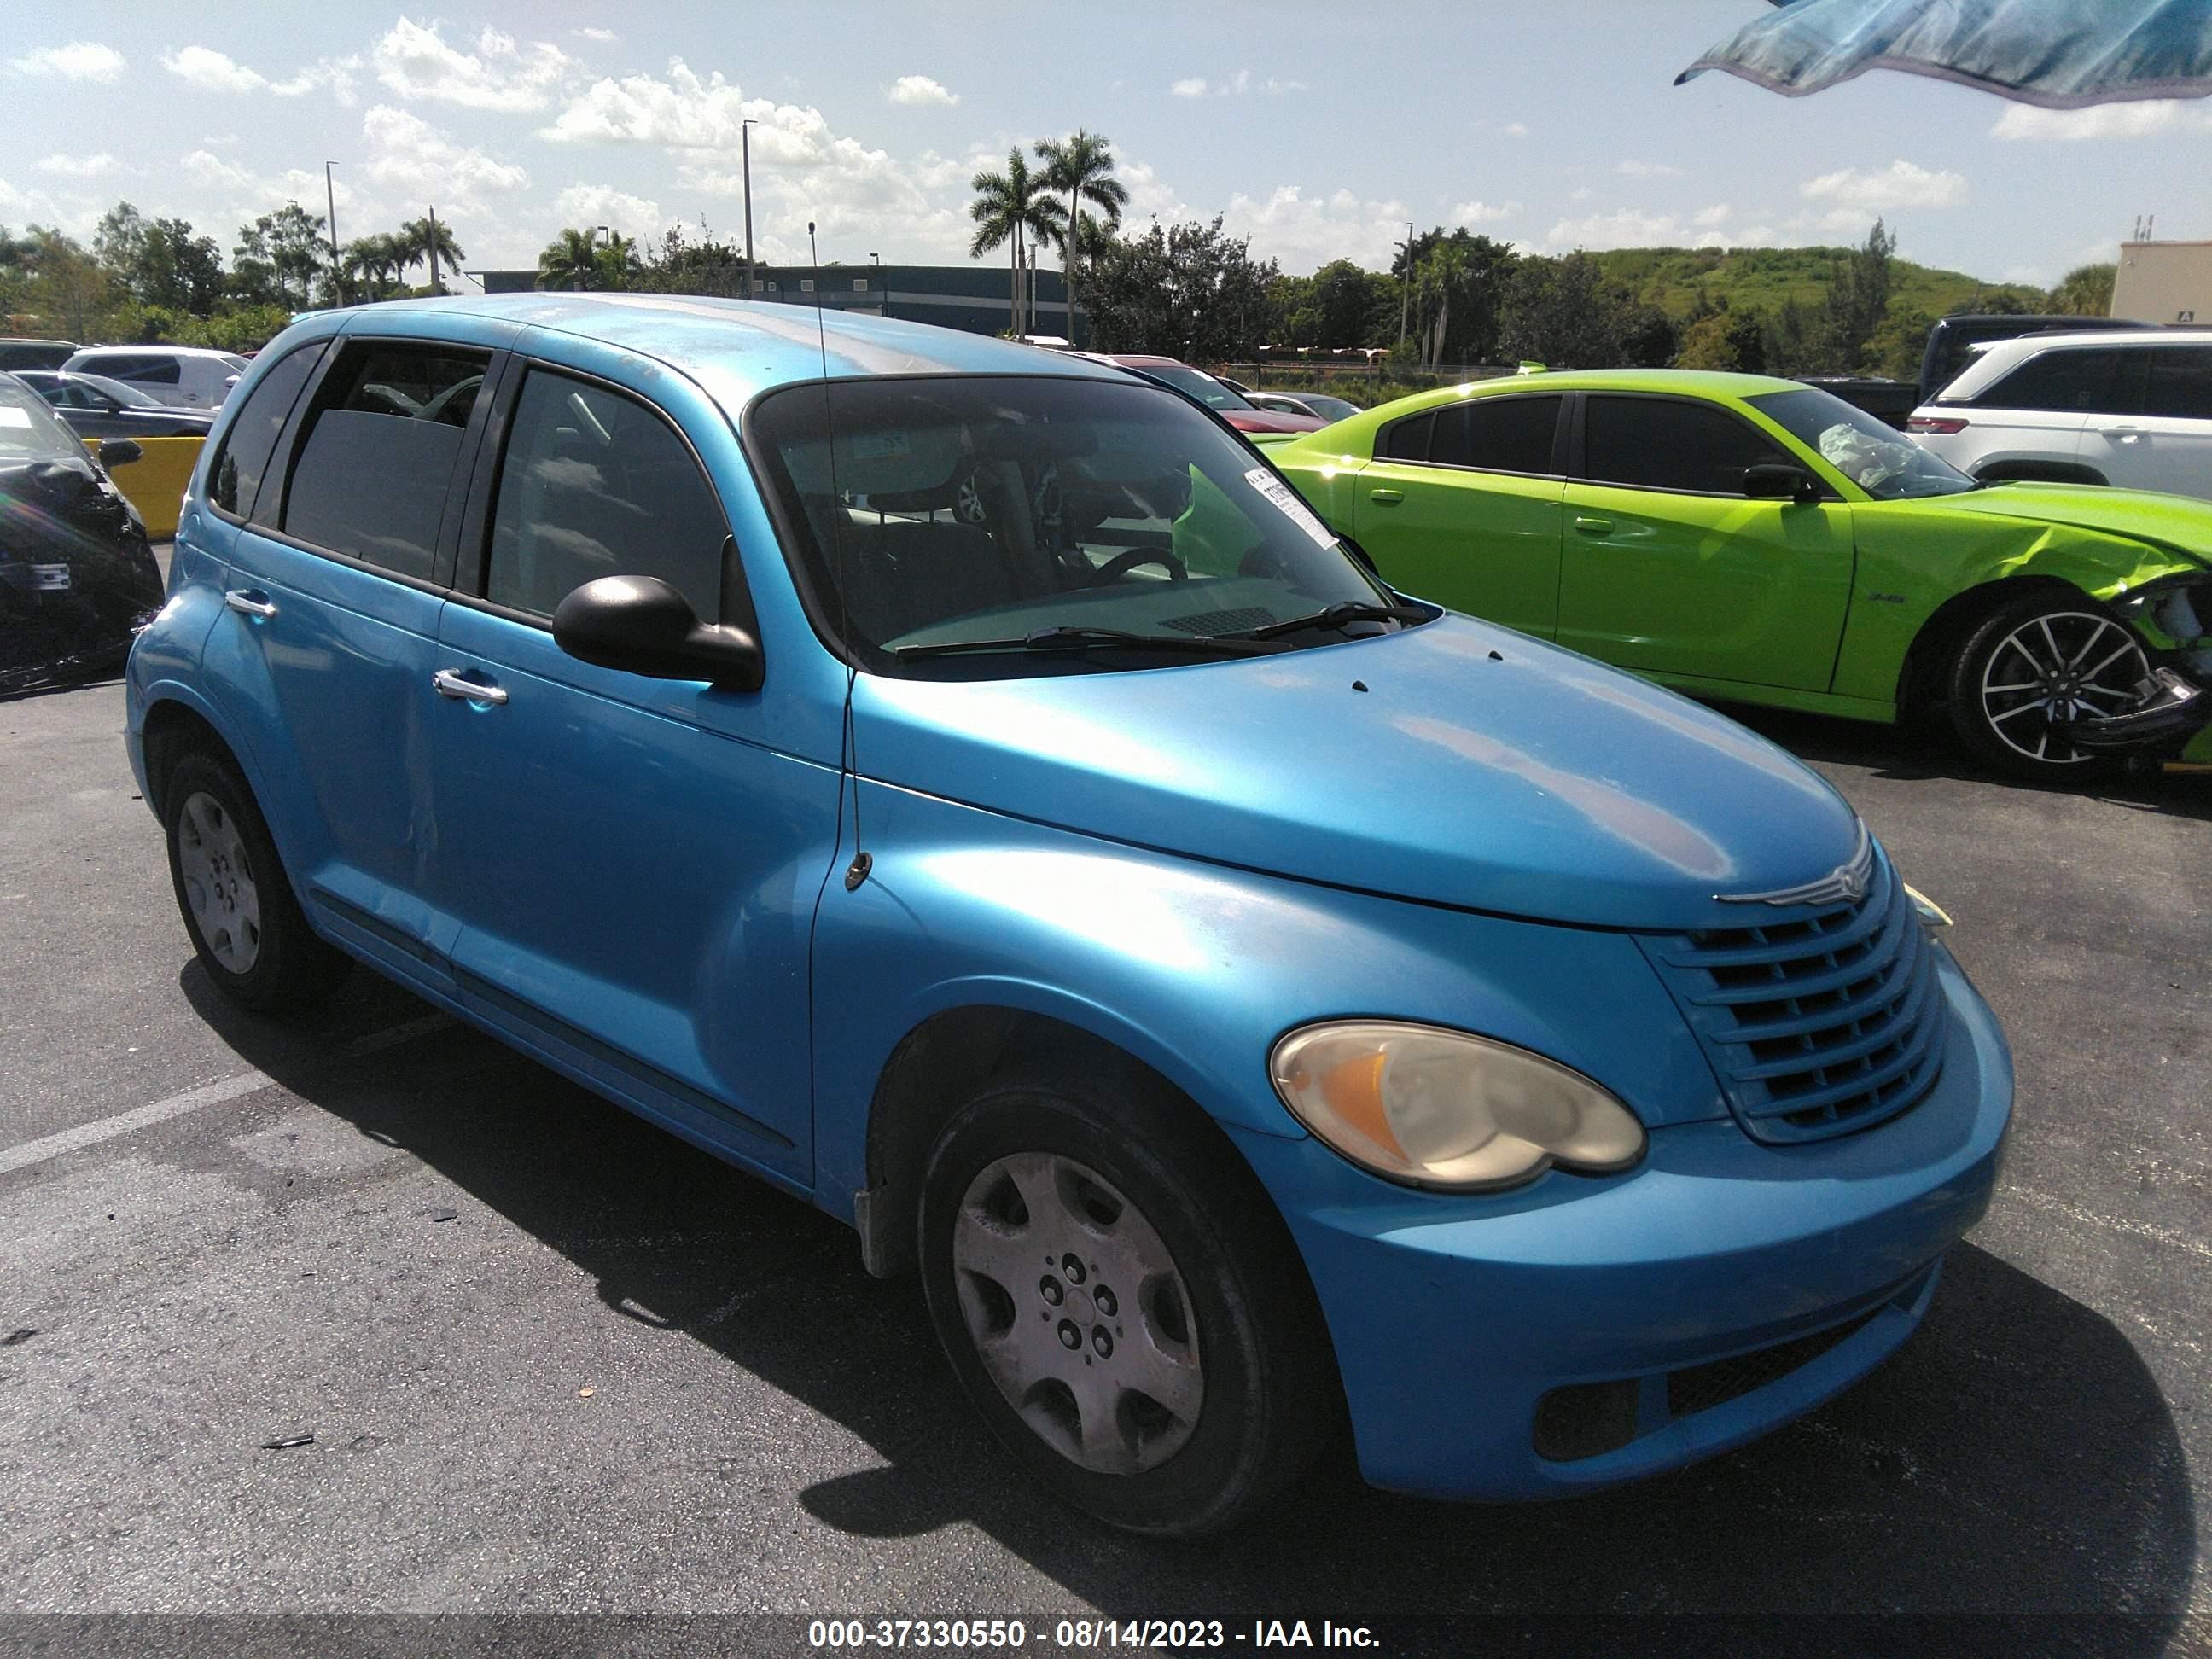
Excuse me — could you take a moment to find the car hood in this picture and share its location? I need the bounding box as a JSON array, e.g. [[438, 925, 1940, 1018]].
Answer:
[[854, 614, 1863, 931], [1915, 482, 2212, 566]]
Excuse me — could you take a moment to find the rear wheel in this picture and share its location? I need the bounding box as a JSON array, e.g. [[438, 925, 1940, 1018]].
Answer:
[[917, 1065, 1336, 1536], [1945, 593, 2148, 780], [162, 750, 352, 1012]]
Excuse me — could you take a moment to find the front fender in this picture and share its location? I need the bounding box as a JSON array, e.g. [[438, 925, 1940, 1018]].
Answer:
[[807, 779, 1723, 1213]]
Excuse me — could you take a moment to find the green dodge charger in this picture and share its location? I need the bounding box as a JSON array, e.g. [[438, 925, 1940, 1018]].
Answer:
[[1267, 369, 2212, 779]]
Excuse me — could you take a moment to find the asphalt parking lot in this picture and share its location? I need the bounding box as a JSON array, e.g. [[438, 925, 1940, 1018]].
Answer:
[[3, 645, 2208, 1648]]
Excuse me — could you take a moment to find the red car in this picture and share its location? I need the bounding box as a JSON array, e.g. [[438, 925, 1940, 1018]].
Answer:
[[1083, 353, 1330, 434]]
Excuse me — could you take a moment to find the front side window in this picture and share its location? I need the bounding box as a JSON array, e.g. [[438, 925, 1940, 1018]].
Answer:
[[1747, 387, 1976, 500], [281, 342, 487, 579], [1581, 397, 1790, 495], [484, 371, 727, 620], [208, 342, 326, 519], [749, 375, 1405, 677]]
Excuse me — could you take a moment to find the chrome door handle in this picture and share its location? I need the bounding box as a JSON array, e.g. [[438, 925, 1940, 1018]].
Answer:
[[1573, 516, 1614, 535], [1368, 488, 1405, 505], [224, 588, 277, 618], [432, 668, 508, 706]]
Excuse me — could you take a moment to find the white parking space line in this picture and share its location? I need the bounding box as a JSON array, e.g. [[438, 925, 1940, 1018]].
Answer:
[[0, 1013, 452, 1179]]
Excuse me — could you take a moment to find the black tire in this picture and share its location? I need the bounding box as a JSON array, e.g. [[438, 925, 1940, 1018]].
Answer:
[[1944, 591, 2145, 782], [162, 749, 352, 1013], [917, 1063, 1338, 1537]]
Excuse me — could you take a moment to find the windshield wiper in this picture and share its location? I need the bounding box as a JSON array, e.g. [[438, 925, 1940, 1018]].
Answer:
[[895, 626, 1281, 661], [1223, 601, 1430, 641]]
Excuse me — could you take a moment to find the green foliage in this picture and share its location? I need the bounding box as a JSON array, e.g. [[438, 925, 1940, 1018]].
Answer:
[[1822, 218, 1896, 375], [969, 149, 1066, 335], [94, 203, 225, 314], [1497, 253, 1651, 370], [2047, 262, 2116, 317], [1033, 130, 1127, 341], [1083, 217, 1278, 358], [631, 224, 750, 295], [231, 204, 329, 310]]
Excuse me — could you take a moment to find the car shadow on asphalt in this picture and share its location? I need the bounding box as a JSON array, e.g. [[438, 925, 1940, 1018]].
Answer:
[[182, 966, 2197, 1639], [1712, 701, 2212, 823]]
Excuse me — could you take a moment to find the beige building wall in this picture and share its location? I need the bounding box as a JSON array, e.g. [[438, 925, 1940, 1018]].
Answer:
[[2112, 241, 2212, 323]]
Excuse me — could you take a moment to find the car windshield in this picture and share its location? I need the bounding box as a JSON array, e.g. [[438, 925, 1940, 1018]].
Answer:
[[76, 373, 163, 408], [1138, 363, 1254, 412], [1747, 387, 1977, 500], [0, 376, 90, 463], [751, 375, 1408, 677]]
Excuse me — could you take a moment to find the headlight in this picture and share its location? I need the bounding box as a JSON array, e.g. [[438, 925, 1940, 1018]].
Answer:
[[1903, 883, 1952, 931], [1268, 1022, 1646, 1191]]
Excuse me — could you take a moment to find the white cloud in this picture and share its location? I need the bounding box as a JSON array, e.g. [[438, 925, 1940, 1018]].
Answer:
[[1172, 69, 1303, 98], [573, 28, 618, 44], [1220, 184, 1413, 272], [1260, 76, 1306, 94], [1450, 200, 1518, 225], [541, 59, 757, 146], [373, 19, 571, 112], [1992, 98, 2212, 141], [551, 184, 665, 243], [363, 105, 530, 207], [1799, 158, 1967, 211], [1569, 184, 1593, 201], [1171, 77, 1208, 96], [1502, 122, 1530, 138], [887, 74, 958, 107], [1617, 160, 1684, 178], [1540, 207, 1776, 253], [1692, 203, 1732, 228], [38, 153, 120, 178], [8, 42, 126, 82], [160, 44, 359, 103]]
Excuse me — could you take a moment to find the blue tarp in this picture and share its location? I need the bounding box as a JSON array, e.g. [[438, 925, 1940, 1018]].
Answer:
[[1679, 0, 2212, 107]]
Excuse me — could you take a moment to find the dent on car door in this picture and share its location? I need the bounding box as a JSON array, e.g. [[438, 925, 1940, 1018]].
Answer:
[[430, 362, 830, 1179], [1555, 394, 1854, 693], [1353, 395, 1567, 637]]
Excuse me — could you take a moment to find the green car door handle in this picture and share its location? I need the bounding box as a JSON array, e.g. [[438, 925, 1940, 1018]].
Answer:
[[1574, 516, 1614, 536], [1369, 488, 1405, 505]]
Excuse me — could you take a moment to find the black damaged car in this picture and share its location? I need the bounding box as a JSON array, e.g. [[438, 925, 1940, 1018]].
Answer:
[[1, 373, 165, 697]]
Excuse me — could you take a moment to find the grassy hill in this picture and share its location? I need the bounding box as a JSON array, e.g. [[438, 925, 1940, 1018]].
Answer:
[[1583, 245, 2045, 322]]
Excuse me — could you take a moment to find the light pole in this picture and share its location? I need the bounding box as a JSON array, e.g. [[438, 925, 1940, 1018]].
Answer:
[[741, 118, 758, 295], [324, 162, 341, 304]]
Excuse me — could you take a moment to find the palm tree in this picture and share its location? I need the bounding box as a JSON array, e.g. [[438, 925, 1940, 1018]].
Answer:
[[1033, 129, 1128, 344], [341, 232, 409, 300], [969, 150, 1064, 335], [1423, 242, 1469, 367], [536, 227, 602, 291], [397, 216, 465, 294], [593, 231, 642, 291]]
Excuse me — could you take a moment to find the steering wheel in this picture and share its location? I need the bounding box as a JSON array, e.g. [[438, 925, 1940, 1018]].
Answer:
[[1086, 548, 1188, 587]]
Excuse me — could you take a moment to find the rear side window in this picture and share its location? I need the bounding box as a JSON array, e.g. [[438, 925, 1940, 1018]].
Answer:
[[209, 342, 326, 519], [1378, 410, 1435, 462], [484, 370, 726, 620], [282, 342, 489, 580], [94, 354, 182, 387], [1976, 349, 2130, 414], [2144, 347, 2212, 421], [1581, 397, 1789, 494], [1427, 395, 1562, 474]]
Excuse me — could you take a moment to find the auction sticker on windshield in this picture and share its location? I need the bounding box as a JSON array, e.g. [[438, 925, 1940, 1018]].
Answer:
[[1245, 465, 1337, 548]]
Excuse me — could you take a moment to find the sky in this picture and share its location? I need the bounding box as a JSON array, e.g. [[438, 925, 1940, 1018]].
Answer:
[[4, 1, 2207, 289]]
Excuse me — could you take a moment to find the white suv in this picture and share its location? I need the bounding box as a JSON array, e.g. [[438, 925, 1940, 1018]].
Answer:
[[1907, 329, 2212, 500], [61, 345, 250, 409]]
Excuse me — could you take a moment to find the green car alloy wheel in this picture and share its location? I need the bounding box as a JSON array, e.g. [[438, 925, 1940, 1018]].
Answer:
[[1267, 369, 2212, 781]]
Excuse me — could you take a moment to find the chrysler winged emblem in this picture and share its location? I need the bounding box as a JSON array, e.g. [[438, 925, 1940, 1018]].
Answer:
[[1716, 822, 1873, 908]]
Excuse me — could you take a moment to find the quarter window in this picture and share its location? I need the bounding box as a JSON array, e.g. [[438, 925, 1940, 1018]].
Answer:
[[208, 342, 326, 520], [282, 342, 489, 580], [1581, 397, 1790, 494], [484, 370, 727, 620]]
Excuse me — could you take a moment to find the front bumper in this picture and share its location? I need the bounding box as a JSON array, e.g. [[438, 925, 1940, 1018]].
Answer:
[[1237, 946, 2011, 1501]]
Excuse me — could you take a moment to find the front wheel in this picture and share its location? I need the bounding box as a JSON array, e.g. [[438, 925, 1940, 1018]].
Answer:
[[1945, 594, 2149, 780], [917, 1066, 1336, 1536]]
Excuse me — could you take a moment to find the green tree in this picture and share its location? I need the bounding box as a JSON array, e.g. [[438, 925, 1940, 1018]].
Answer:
[[341, 232, 411, 300], [21, 227, 109, 340], [1674, 305, 1769, 374], [632, 223, 749, 295], [1820, 218, 1897, 374], [537, 227, 604, 291], [1866, 300, 1936, 381], [397, 216, 464, 293], [593, 231, 641, 291], [1763, 296, 1823, 377], [232, 205, 329, 309], [92, 204, 226, 316], [1081, 217, 1278, 358], [2047, 262, 2116, 317], [969, 149, 1065, 335], [1033, 129, 1128, 346], [1497, 253, 1633, 369], [1393, 228, 1516, 364]]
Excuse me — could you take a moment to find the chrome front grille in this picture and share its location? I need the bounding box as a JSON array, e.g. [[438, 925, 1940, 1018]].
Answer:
[[1640, 850, 1946, 1144]]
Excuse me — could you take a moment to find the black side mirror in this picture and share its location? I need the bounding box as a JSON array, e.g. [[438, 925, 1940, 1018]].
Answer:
[[99, 439, 143, 468], [552, 575, 765, 690], [1743, 463, 1819, 504]]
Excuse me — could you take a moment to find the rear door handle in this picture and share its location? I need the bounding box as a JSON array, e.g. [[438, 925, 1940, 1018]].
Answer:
[[2101, 424, 2143, 443], [433, 667, 509, 706], [1573, 516, 1614, 536], [224, 588, 277, 618], [1368, 488, 1405, 505]]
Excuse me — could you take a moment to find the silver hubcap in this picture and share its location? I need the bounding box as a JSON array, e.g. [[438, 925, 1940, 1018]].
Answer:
[[951, 1152, 1203, 1476], [1981, 611, 2149, 765], [176, 790, 261, 974]]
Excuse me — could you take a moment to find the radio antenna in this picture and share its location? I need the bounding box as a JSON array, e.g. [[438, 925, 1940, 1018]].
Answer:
[[812, 219, 872, 891]]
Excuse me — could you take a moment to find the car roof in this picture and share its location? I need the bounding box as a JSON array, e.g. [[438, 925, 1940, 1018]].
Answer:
[[1388, 367, 1807, 406], [337, 294, 1126, 408], [1967, 327, 2212, 358]]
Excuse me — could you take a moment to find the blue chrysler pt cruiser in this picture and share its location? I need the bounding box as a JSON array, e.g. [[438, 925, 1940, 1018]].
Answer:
[[126, 295, 2011, 1535]]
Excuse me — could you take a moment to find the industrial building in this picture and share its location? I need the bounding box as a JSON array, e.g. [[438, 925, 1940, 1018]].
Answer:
[[2113, 239, 2212, 324]]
